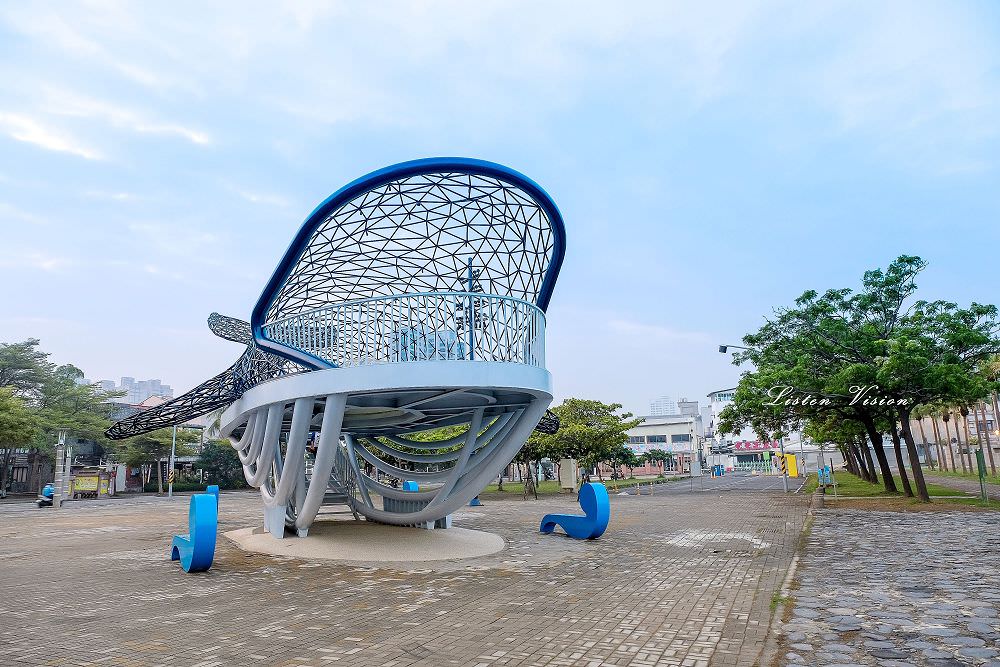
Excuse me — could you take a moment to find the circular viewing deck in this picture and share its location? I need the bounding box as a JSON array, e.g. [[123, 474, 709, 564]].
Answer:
[[260, 291, 546, 370]]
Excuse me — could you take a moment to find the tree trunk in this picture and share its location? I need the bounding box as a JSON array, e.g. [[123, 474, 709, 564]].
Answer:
[[0, 448, 11, 497], [851, 440, 873, 482], [943, 417, 960, 472], [972, 402, 996, 475], [840, 445, 861, 477], [952, 411, 968, 473], [157, 458, 164, 495], [931, 417, 946, 471], [890, 425, 913, 497], [898, 408, 930, 502], [916, 418, 933, 469], [861, 435, 879, 484], [993, 391, 1000, 457], [987, 398, 999, 476], [961, 410, 975, 474]]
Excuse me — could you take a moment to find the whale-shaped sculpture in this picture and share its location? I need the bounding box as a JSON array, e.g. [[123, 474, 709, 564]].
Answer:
[[107, 158, 565, 538]]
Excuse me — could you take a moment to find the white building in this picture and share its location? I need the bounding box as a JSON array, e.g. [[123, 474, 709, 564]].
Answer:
[[649, 395, 678, 416], [707, 387, 758, 447], [625, 414, 704, 472]]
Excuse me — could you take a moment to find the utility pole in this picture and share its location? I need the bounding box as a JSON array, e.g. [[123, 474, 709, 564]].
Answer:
[[53, 429, 68, 509], [168, 425, 177, 498]]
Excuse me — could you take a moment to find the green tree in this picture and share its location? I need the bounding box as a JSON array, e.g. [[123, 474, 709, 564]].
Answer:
[[526, 398, 642, 486], [719, 256, 1000, 502], [512, 399, 641, 498], [0, 340, 117, 493], [120, 428, 198, 494], [0, 339, 52, 400], [197, 439, 247, 488], [0, 388, 38, 495]]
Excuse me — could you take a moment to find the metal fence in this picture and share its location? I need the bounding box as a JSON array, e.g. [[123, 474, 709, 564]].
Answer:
[[732, 461, 777, 473], [262, 291, 546, 368]]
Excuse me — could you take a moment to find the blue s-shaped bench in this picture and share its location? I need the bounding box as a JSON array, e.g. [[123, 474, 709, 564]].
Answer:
[[540, 482, 610, 539], [170, 493, 218, 572]]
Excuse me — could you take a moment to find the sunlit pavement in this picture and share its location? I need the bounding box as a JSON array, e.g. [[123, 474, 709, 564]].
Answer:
[[0, 481, 808, 667]]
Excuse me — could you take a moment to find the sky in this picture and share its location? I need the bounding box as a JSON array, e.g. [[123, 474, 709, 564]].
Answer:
[[2, 1, 999, 417]]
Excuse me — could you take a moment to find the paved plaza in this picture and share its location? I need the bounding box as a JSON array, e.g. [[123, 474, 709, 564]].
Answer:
[[782, 508, 1000, 667], [0, 475, 808, 667]]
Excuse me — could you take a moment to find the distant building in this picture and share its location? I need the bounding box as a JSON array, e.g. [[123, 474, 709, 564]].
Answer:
[[649, 395, 678, 416], [76, 376, 174, 404], [677, 398, 699, 417], [622, 414, 704, 474], [707, 387, 757, 447]]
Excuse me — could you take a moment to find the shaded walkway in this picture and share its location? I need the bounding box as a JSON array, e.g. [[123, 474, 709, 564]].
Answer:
[[922, 472, 1000, 500]]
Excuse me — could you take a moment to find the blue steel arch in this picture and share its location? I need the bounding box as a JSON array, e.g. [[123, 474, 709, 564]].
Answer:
[[250, 157, 566, 370]]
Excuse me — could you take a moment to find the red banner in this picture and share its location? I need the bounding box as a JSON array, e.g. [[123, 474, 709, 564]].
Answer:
[[732, 440, 780, 451]]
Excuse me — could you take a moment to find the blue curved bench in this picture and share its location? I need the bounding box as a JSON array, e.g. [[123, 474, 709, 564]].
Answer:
[[206, 484, 220, 505], [170, 494, 217, 572], [540, 482, 610, 540]]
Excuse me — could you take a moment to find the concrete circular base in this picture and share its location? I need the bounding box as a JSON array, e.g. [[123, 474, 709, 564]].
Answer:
[[224, 519, 505, 563]]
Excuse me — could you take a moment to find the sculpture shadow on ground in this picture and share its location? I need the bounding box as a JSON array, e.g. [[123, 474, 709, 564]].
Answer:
[[170, 493, 218, 573], [539, 482, 610, 540]]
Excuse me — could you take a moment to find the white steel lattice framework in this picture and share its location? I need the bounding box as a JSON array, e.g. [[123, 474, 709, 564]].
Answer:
[[107, 158, 565, 538]]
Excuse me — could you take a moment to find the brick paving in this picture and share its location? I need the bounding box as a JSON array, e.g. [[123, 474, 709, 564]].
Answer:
[[0, 476, 808, 667]]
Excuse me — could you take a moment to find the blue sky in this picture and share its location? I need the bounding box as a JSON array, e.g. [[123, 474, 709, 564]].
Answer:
[[2, 1, 999, 416]]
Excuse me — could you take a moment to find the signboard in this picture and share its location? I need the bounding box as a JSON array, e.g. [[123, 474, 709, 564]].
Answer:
[[73, 475, 99, 492], [732, 440, 781, 451]]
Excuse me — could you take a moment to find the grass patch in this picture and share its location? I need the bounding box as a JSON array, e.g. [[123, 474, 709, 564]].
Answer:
[[924, 468, 1000, 486], [806, 471, 966, 497], [477, 475, 682, 498], [770, 592, 791, 611]]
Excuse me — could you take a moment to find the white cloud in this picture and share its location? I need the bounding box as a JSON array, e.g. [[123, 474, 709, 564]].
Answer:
[[0, 202, 47, 225], [0, 250, 72, 271], [42, 88, 210, 145], [128, 221, 219, 254], [232, 187, 291, 208], [0, 112, 103, 159], [82, 190, 135, 202]]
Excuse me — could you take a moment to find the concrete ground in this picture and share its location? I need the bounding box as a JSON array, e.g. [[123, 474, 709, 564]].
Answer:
[[0, 473, 808, 667]]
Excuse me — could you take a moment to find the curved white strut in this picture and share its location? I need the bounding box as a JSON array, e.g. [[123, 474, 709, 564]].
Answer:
[[220, 361, 551, 538]]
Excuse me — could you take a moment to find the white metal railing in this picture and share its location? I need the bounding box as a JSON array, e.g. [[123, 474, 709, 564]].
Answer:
[[262, 291, 546, 368], [732, 461, 776, 473]]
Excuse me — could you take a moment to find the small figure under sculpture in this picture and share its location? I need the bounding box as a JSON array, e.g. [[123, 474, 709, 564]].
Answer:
[[539, 482, 610, 540], [170, 493, 218, 573]]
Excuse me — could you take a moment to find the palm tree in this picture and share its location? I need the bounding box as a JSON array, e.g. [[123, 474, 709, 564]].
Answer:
[[981, 354, 1000, 476], [976, 401, 996, 476], [960, 406, 975, 473], [929, 411, 947, 471], [912, 408, 934, 469], [942, 410, 961, 473]]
